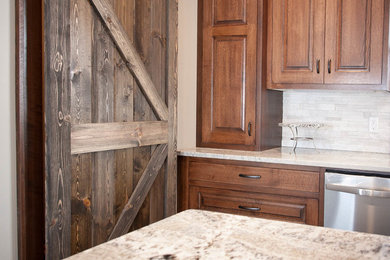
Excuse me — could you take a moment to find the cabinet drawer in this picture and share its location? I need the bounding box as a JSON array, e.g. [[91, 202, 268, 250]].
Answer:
[[189, 162, 319, 193], [189, 186, 319, 225]]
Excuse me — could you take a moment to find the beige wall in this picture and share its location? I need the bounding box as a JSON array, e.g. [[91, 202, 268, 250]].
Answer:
[[0, 0, 17, 259], [177, 0, 198, 149]]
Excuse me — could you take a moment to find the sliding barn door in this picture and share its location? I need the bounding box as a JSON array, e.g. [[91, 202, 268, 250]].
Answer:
[[44, 0, 177, 258]]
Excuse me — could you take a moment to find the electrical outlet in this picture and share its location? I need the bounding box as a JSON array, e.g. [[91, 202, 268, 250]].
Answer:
[[369, 117, 379, 133]]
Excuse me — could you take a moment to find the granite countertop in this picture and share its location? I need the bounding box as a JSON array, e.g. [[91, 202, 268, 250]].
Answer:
[[178, 147, 390, 173], [67, 210, 390, 260]]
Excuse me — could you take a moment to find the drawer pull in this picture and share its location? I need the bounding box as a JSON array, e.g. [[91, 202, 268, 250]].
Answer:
[[239, 174, 261, 180], [316, 59, 320, 74], [238, 205, 260, 211]]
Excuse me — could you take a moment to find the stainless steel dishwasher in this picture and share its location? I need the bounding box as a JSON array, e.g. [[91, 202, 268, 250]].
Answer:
[[324, 170, 390, 236]]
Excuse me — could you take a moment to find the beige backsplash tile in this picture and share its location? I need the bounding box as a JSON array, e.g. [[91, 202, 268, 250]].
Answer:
[[282, 90, 390, 153]]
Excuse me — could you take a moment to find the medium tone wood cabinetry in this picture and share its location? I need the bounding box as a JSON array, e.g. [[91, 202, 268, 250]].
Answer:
[[271, 0, 325, 84], [197, 0, 283, 150], [268, 0, 389, 90], [178, 156, 324, 226]]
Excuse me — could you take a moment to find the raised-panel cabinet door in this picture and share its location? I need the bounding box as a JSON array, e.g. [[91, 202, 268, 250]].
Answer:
[[271, 0, 325, 84], [325, 0, 385, 84], [200, 0, 257, 147]]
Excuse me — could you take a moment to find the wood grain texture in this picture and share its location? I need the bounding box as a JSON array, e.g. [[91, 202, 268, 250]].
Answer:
[[44, 0, 72, 258], [325, 0, 384, 84], [197, 0, 258, 150], [16, 0, 28, 258], [271, 0, 325, 84], [91, 13, 115, 246], [166, 0, 178, 218], [131, 0, 154, 231], [190, 186, 319, 225], [111, 0, 135, 226], [257, 0, 283, 151], [71, 121, 168, 154], [20, 0, 178, 256], [179, 157, 322, 226], [177, 156, 189, 212], [189, 162, 320, 193], [17, 0, 45, 259], [142, 0, 167, 225], [89, 0, 169, 121], [268, 0, 389, 90], [109, 144, 168, 240], [197, 0, 282, 151], [70, 0, 94, 254]]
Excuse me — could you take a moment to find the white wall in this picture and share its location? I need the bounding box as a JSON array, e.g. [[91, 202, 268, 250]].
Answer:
[[0, 0, 17, 259], [177, 0, 197, 149]]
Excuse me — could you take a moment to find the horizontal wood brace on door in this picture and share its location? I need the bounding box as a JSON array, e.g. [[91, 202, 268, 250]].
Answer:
[[71, 121, 168, 154], [89, 0, 169, 121]]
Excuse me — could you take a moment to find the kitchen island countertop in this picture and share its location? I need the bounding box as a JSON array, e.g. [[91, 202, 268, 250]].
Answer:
[[67, 209, 390, 260], [178, 147, 390, 173]]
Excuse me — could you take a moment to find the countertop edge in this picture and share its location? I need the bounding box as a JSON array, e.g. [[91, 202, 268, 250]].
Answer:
[[178, 147, 390, 174]]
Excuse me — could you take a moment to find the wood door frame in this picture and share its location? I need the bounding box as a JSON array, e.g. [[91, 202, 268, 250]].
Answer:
[[16, 0, 45, 259]]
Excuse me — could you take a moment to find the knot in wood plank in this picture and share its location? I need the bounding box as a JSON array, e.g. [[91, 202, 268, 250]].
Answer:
[[53, 52, 64, 72]]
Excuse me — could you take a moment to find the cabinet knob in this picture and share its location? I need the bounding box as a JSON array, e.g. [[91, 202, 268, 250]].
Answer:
[[328, 59, 332, 74], [248, 122, 252, 136]]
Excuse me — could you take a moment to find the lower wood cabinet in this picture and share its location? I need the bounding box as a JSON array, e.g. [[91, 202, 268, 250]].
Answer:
[[179, 156, 324, 226]]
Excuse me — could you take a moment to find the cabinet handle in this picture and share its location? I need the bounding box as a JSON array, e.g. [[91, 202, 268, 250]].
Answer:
[[248, 122, 252, 136], [238, 205, 260, 211], [328, 59, 331, 74], [316, 59, 320, 74], [239, 174, 261, 179]]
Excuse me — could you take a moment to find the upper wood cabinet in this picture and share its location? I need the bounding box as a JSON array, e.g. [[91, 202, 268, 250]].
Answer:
[[271, 0, 326, 84], [325, 0, 384, 84], [268, 0, 389, 90], [197, 0, 283, 151], [198, 0, 257, 148]]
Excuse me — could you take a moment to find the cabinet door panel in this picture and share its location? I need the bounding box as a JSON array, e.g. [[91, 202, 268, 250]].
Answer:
[[213, 36, 246, 131], [213, 0, 247, 25], [325, 0, 384, 84], [271, 0, 325, 84], [200, 0, 257, 146]]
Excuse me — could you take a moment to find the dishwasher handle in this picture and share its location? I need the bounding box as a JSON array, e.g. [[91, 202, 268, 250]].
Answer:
[[326, 183, 390, 198]]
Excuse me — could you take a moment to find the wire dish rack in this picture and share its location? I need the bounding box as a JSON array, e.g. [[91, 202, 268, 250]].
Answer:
[[279, 122, 325, 151]]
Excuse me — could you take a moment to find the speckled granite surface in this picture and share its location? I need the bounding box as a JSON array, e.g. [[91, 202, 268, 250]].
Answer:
[[178, 147, 390, 174], [67, 210, 390, 260]]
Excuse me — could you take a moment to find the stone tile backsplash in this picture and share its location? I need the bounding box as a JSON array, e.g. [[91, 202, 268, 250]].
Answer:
[[282, 90, 390, 154]]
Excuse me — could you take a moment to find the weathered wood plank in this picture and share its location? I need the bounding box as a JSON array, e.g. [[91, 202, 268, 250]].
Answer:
[[131, 0, 153, 231], [89, 0, 169, 121], [71, 121, 169, 154], [44, 0, 72, 258], [91, 15, 115, 246], [70, 0, 93, 254], [111, 0, 135, 226], [147, 0, 167, 224], [109, 144, 168, 240], [166, 0, 179, 217]]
